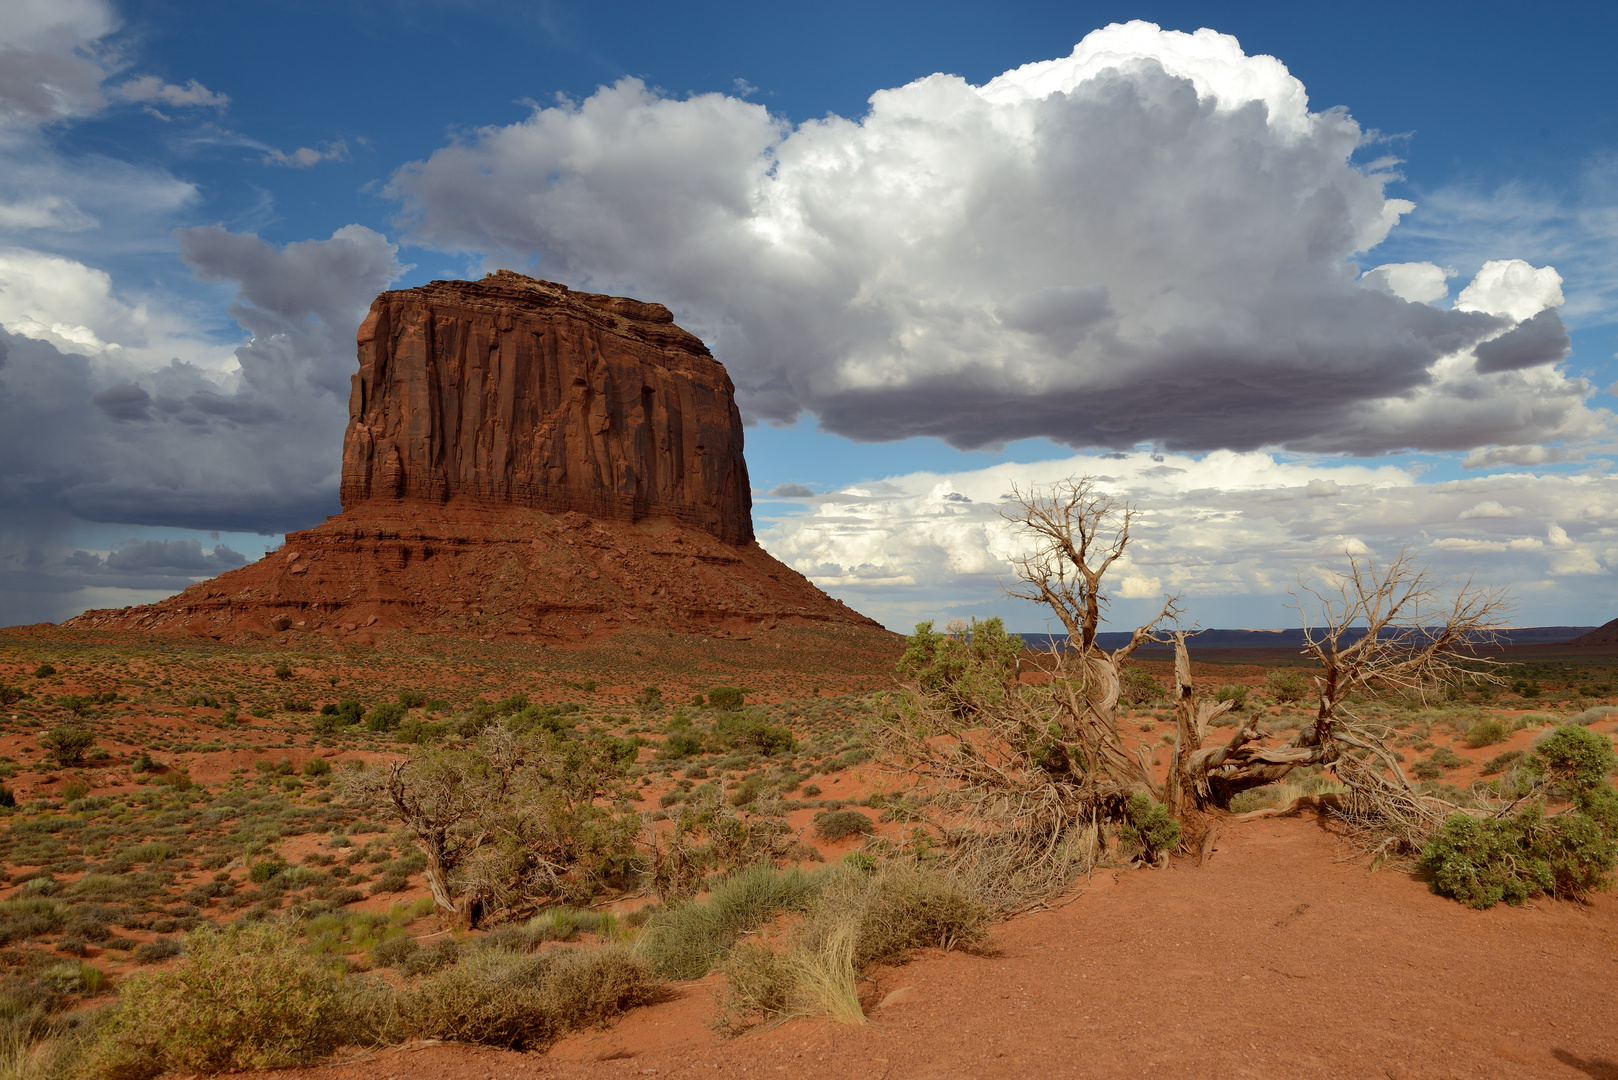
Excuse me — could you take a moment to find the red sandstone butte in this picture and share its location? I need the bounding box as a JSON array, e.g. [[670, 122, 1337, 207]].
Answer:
[[64, 272, 885, 644]]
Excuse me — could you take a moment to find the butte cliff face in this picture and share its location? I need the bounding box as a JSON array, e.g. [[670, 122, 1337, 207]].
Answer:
[[66, 273, 886, 644], [341, 272, 752, 545]]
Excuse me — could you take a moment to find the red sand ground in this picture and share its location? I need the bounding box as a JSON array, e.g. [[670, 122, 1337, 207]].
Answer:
[[249, 814, 1618, 1080]]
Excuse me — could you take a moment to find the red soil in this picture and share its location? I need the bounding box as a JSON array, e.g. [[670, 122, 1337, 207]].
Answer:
[[249, 814, 1618, 1080]]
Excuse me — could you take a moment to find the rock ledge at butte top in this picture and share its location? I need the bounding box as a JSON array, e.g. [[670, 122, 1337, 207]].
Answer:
[[66, 271, 886, 645]]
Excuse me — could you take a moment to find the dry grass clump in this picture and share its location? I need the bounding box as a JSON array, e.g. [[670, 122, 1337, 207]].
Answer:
[[714, 863, 988, 1034], [637, 863, 820, 980], [75, 924, 360, 1079], [396, 945, 658, 1050]]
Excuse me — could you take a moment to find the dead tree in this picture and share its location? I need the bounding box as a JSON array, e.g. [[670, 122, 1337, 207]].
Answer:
[[878, 477, 1514, 889], [873, 478, 1182, 895], [1168, 550, 1511, 845]]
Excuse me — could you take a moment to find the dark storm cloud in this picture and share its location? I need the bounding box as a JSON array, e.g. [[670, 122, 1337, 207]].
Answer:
[[0, 226, 400, 536], [1471, 309, 1571, 374]]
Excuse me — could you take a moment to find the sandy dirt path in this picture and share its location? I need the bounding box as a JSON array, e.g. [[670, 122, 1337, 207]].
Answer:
[[255, 815, 1618, 1080]]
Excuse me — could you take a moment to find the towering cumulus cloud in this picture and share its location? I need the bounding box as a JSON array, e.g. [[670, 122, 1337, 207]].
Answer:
[[390, 22, 1598, 454]]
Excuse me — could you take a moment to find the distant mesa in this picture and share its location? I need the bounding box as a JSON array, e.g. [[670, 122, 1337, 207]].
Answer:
[[65, 271, 887, 644], [1566, 618, 1618, 648]]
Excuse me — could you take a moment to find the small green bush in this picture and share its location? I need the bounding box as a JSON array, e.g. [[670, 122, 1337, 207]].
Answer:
[[1264, 668, 1310, 703], [32, 664, 56, 678], [39, 725, 95, 766], [80, 925, 353, 1077], [133, 937, 184, 964], [1119, 793, 1181, 862], [1118, 666, 1161, 706], [364, 703, 407, 732], [1213, 685, 1248, 711], [1421, 724, 1618, 909], [1411, 759, 1443, 780], [1429, 746, 1466, 769], [712, 710, 794, 756], [397, 946, 658, 1050], [302, 757, 332, 777], [250, 858, 288, 883], [1463, 719, 1508, 748], [707, 686, 746, 711], [273, 663, 293, 680], [813, 810, 876, 842], [638, 864, 820, 979], [658, 727, 705, 759], [1481, 749, 1525, 776]]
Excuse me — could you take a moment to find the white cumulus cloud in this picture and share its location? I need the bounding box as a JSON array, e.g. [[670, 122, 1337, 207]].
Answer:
[[389, 20, 1608, 457], [757, 451, 1618, 630]]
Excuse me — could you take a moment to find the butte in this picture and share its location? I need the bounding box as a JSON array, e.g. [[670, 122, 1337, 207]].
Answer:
[[66, 271, 886, 646]]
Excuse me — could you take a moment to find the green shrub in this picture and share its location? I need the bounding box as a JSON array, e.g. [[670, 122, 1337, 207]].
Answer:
[[1528, 724, 1617, 794], [1119, 793, 1181, 862], [250, 858, 288, 884], [1422, 725, 1618, 909], [1264, 668, 1310, 703], [712, 710, 794, 756], [1429, 746, 1465, 769], [1213, 685, 1248, 711], [133, 937, 184, 964], [1411, 759, 1443, 780], [32, 664, 56, 679], [637, 864, 820, 979], [397, 945, 658, 1050], [302, 757, 332, 777], [273, 663, 293, 680], [0, 681, 24, 706], [1421, 805, 1617, 908], [39, 725, 95, 766], [707, 686, 746, 711], [813, 810, 876, 842], [398, 689, 427, 709], [80, 925, 353, 1077], [716, 864, 987, 1032], [1481, 749, 1525, 776], [1118, 666, 1161, 707], [370, 934, 420, 969], [1463, 719, 1508, 748], [364, 703, 407, 732], [658, 728, 704, 760]]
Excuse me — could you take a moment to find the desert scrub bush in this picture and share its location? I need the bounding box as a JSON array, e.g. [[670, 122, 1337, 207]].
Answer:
[[1264, 668, 1310, 703], [1481, 749, 1525, 776], [1421, 724, 1618, 908], [1429, 746, 1466, 770], [812, 810, 875, 842], [716, 863, 987, 1032], [1213, 685, 1248, 711], [76, 924, 360, 1078], [1570, 705, 1618, 726], [707, 686, 746, 711], [1118, 794, 1180, 864], [1118, 665, 1161, 707], [637, 863, 820, 979], [711, 710, 794, 756], [1462, 718, 1509, 748], [395, 945, 658, 1050], [39, 726, 95, 767]]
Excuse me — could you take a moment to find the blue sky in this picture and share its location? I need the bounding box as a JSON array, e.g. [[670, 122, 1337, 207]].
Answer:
[[2, 0, 1616, 632]]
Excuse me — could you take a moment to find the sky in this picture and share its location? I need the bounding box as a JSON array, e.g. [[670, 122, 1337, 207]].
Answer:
[[1, 0, 1616, 634]]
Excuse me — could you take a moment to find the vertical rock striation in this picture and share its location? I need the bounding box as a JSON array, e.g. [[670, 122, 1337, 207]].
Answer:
[[341, 271, 753, 545], [64, 272, 890, 645]]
